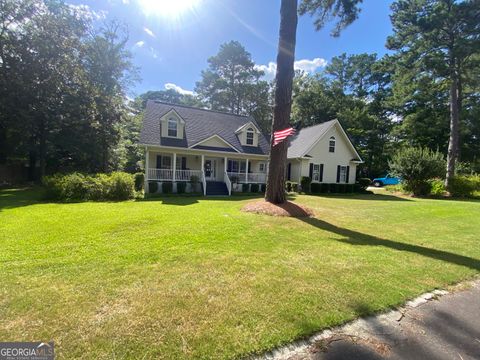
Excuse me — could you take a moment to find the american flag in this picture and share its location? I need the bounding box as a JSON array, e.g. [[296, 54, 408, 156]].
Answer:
[[273, 127, 296, 146]]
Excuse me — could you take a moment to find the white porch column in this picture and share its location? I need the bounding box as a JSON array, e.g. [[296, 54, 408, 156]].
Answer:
[[246, 158, 249, 183], [145, 147, 149, 192], [224, 157, 227, 172], [201, 154, 205, 171], [172, 153, 176, 182]]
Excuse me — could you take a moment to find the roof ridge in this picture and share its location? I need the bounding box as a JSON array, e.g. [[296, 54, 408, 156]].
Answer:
[[150, 100, 252, 119], [298, 119, 337, 131]]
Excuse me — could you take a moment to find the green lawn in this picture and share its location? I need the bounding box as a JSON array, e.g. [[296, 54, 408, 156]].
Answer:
[[0, 188, 479, 359]]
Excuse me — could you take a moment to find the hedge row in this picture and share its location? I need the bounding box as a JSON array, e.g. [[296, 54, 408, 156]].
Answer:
[[387, 175, 480, 198], [448, 175, 480, 198], [43, 172, 136, 201]]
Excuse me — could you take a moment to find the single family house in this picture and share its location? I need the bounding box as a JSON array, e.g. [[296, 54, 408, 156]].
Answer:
[[139, 101, 362, 195]]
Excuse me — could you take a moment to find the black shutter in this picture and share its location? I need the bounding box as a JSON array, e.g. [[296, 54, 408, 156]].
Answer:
[[156, 155, 162, 169], [287, 163, 291, 181], [309, 163, 313, 178], [320, 164, 324, 182], [346, 166, 350, 184], [336, 165, 341, 183], [181, 157, 187, 170]]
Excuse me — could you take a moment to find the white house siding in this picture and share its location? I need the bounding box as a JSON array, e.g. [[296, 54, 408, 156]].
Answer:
[[296, 124, 358, 184], [195, 136, 232, 148]]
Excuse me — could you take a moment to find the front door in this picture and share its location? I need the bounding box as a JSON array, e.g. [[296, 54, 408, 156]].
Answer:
[[204, 159, 216, 180]]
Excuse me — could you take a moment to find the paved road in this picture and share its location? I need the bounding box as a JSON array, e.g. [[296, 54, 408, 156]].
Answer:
[[263, 280, 480, 360]]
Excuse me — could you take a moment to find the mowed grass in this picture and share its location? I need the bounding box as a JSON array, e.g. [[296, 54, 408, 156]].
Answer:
[[0, 188, 479, 359]]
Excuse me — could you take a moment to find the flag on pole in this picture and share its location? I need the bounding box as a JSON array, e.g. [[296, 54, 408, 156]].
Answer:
[[273, 127, 295, 146]]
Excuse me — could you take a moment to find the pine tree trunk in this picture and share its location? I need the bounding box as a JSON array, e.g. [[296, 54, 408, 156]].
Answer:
[[265, 0, 298, 204], [445, 71, 460, 188]]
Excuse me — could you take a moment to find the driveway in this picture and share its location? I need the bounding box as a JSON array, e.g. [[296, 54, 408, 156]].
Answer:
[[260, 280, 480, 360]]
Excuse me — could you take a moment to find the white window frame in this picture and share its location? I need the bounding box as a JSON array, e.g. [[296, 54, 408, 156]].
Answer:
[[339, 165, 347, 183], [329, 136, 336, 153], [312, 164, 320, 182], [259, 163, 266, 172], [167, 118, 177, 137], [246, 128, 254, 145]]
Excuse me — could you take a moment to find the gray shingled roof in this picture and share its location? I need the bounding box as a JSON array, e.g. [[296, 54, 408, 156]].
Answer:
[[287, 120, 336, 158], [139, 101, 270, 155]]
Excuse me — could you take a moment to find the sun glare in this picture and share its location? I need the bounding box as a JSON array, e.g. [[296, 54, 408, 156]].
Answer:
[[138, 0, 200, 18]]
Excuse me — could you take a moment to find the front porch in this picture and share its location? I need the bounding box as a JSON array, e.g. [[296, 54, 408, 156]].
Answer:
[[145, 149, 268, 195]]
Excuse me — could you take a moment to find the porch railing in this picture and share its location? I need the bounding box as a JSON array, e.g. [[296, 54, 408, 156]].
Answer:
[[224, 171, 232, 195], [147, 168, 203, 182], [227, 172, 266, 184], [148, 168, 173, 181]]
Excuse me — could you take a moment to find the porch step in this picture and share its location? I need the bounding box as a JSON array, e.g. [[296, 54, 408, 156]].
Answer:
[[206, 181, 229, 196]]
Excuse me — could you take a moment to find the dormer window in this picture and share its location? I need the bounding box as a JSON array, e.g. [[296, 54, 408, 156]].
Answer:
[[168, 118, 177, 137], [329, 136, 336, 153], [246, 128, 254, 145]]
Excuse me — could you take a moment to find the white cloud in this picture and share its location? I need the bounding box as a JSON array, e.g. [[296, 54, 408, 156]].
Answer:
[[254, 62, 277, 81], [143, 27, 155, 37], [164, 83, 194, 96], [122, 0, 130, 3], [135, 40, 145, 47], [255, 57, 328, 81], [294, 58, 328, 73]]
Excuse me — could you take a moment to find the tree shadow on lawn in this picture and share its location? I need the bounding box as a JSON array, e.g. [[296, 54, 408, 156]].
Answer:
[[299, 216, 480, 272], [306, 193, 413, 201], [139, 194, 266, 206], [0, 187, 46, 212]]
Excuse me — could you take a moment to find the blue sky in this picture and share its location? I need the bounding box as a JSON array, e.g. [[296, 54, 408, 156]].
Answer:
[[69, 0, 394, 96]]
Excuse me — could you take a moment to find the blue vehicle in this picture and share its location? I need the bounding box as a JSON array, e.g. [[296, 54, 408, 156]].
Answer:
[[372, 174, 400, 187]]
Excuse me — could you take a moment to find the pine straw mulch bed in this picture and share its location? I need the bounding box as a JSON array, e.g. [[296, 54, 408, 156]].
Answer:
[[241, 200, 315, 218]]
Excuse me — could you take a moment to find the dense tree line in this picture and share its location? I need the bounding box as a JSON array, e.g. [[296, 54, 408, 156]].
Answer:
[[1, 0, 478, 184], [0, 0, 135, 179]]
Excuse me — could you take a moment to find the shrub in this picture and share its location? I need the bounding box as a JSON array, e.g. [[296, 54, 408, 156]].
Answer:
[[43, 172, 135, 201], [148, 181, 158, 194], [43, 172, 90, 201], [87, 175, 108, 200], [320, 183, 330, 193], [285, 181, 292, 192], [311, 183, 322, 193], [389, 146, 445, 196], [330, 183, 339, 193], [260, 184, 266, 193], [292, 181, 299, 192], [242, 183, 249, 192], [43, 174, 64, 200], [429, 179, 446, 197], [107, 172, 135, 200], [448, 175, 480, 198], [134, 173, 144, 191], [338, 184, 347, 193], [62, 172, 90, 200], [162, 182, 173, 194], [250, 183, 259, 192], [357, 178, 371, 191], [346, 184, 355, 193], [190, 175, 199, 183], [300, 176, 312, 193], [177, 182, 186, 194]]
